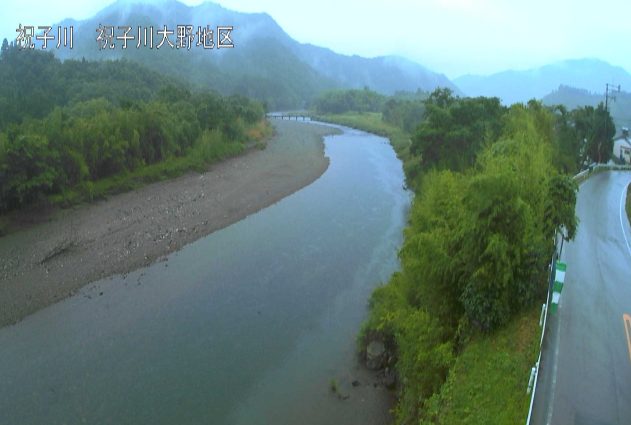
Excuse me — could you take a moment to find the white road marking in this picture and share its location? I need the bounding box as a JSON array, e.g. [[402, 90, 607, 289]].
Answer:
[[619, 182, 631, 259], [545, 300, 562, 425]]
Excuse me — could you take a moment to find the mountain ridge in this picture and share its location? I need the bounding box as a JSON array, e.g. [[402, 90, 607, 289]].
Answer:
[[454, 58, 631, 104], [51, 0, 457, 108]]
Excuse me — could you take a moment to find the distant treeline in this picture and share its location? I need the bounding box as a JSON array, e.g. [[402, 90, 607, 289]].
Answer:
[[315, 87, 616, 424], [543, 84, 631, 131], [0, 44, 266, 213], [314, 87, 615, 177], [313, 88, 428, 133]]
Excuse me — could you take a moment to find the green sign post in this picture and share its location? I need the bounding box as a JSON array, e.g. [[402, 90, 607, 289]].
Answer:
[[550, 261, 566, 314]]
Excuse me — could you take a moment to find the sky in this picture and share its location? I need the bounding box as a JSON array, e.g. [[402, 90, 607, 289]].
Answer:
[[3, 0, 631, 78]]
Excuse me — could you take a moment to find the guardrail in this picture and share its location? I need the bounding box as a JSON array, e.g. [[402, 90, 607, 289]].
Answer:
[[524, 233, 558, 425], [525, 162, 631, 425], [574, 163, 631, 184]]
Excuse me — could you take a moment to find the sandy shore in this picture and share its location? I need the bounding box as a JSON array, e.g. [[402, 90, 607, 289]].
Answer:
[[0, 120, 340, 328]]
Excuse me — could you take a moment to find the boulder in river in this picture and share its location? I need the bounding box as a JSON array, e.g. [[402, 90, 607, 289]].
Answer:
[[366, 340, 387, 370]]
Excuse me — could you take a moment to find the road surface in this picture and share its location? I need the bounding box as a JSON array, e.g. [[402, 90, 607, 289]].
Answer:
[[532, 171, 631, 425]]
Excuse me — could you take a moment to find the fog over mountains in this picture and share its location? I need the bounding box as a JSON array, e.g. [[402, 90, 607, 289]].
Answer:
[[52, 0, 457, 109], [455, 58, 631, 105], [47, 0, 631, 113]]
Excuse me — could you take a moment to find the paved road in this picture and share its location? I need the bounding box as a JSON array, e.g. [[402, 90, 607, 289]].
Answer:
[[532, 171, 631, 425]]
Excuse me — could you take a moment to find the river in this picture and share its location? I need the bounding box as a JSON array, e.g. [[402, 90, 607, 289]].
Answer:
[[0, 123, 410, 425]]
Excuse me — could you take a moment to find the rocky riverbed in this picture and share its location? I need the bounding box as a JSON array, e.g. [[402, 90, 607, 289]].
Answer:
[[0, 120, 339, 328]]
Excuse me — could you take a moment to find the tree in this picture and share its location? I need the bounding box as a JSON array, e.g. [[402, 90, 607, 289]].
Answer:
[[544, 174, 579, 241], [411, 90, 505, 171], [382, 98, 426, 133], [0, 133, 58, 209], [403, 104, 556, 332], [552, 105, 582, 173], [586, 102, 615, 163], [0, 48, 267, 212], [0, 38, 8, 58], [461, 169, 539, 330], [400, 169, 467, 329], [313, 88, 386, 114], [425, 87, 456, 108], [570, 103, 615, 164]]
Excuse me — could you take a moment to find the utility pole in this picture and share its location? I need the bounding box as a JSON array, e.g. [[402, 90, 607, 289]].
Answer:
[[602, 83, 621, 163], [605, 83, 620, 112]]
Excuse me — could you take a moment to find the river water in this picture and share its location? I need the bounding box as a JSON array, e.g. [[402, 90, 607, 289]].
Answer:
[[0, 124, 410, 425]]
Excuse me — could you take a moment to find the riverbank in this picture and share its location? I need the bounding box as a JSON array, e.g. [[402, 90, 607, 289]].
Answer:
[[0, 120, 339, 328], [319, 110, 541, 424]]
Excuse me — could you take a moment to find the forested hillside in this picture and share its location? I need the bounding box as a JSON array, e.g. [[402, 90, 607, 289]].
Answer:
[[0, 45, 266, 213], [50, 0, 456, 109], [543, 85, 631, 131]]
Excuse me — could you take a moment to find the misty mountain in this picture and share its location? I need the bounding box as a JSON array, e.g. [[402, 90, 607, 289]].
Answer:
[[454, 59, 631, 105], [292, 44, 458, 95], [52, 0, 455, 109], [542, 85, 631, 131]]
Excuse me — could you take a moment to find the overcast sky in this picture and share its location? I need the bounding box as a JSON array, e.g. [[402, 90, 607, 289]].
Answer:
[[3, 0, 631, 78]]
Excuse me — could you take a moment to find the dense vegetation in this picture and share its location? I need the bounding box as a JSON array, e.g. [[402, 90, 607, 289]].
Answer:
[[315, 88, 615, 424], [383, 96, 427, 133], [313, 88, 386, 114], [0, 43, 267, 213], [365, 101, 579, 424], [422, 307, 540, 423], [410, 88, 506, 172], [552, 103, 615, 170], [543, 85, 631, 132], [0, 39, 181, 129], [314, 88, 428, 133]]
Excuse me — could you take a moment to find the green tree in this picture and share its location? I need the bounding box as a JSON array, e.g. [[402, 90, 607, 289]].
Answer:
[[400, 170, 467, 329], [313, 88, 386, 114], [411, 89, 506, 171], [0, 39, 8, 58], [544, 174, 579, 241], [0, 133, 58, 209], [0, 49, 266, 212], [569, 103, 615, 164], [382, 98, 426, 133], [460, 169, 540, 330], [552, 105, 582, 173], [586, 102, 615, 163]]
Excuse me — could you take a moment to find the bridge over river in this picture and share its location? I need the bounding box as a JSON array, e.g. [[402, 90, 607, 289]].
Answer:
[[266, 112, 312, 121]]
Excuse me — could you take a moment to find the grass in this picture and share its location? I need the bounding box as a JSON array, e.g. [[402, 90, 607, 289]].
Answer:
[[627, 184, 631, 224], [245, 119, 274, 146], [422, 307, 540, 425], [329, 378, 339, 394], [314, 112, 411, 156]]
